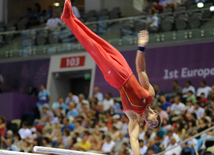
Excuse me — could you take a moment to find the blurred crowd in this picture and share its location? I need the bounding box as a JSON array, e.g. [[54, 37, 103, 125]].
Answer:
[[0, 80, 214, 155]]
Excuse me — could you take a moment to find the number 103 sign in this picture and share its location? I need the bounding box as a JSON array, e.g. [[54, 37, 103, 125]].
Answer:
[[60, 56, 85, 68]]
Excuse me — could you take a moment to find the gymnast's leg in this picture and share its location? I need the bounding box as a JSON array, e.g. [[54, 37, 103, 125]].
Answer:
[[61, 0, 132, 88]]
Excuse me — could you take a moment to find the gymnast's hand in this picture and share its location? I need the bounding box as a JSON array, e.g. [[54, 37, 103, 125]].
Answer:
[[138, 30, 149, 46]]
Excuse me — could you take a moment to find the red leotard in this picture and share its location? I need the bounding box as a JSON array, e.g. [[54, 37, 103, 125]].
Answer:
[[61, 0, 152, 115]]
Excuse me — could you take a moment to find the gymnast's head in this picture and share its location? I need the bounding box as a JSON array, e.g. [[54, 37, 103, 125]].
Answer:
[[143, 106, 161, 128]]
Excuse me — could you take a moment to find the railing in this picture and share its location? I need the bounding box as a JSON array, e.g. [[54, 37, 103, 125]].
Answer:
[[156, 125, 214, 155], [0, 7, 213, 59]]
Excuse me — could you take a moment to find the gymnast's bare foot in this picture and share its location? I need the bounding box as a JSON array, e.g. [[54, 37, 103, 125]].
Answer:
[[61, 0, 73, 21]]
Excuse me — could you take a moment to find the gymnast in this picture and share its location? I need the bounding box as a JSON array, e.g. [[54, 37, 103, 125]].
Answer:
[[61, 1, 161, 154]]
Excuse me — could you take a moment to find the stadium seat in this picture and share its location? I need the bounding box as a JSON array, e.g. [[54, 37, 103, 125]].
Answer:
[[0, 27, 4, 32], [48, 32, 59, 44], [5, 26, 16, 42], [88, 24, 98, 33], [120, 21, 134, 37], [17, 18, 29, 30], [110, 7, 121, 19], [98, 15, 109, 34], [7, 123, 18, 135], [36, 34, 47, 45], [202, 3, 213, 20], [161, 16, 174, 32], [134, 20, 148, 33], [174, 6, 187, 18], [175, 15, 188, 30], [86, 10, 97, 18], [11, 119, 21, 129], [86, 16, 97, 22], [97, 8, 109, 17], [189, 13, 202, 28]]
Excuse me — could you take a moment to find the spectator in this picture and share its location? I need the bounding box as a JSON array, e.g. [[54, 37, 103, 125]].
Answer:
[[162, 130, 180, 149], [77, 94, 89, 112], [152, 0, 168, 12], [139, 126, 146, 140], [61, 117, 74, 132], [93, 87, 103, 104], [71, 0, 81, 18], [42, 137, 51, 147], [164, 137, 182, 155], [193, 102, 205, 120], [171, 80, 182, 97], [102, 92, 114, 112], [182, 81, 195, 99], [66, 102, 79, 118], [210, 86, 214, 95], [6, 130, 13, 140], [182, 133, 198, 155], [198, 92, 209, 104], [197, 80, 212, 98], [197, 118, 209, 138], [20, 140, 32, 152], [35, 129, 43, 146], [52, 97, 68, 115], [112, 99, 121, 114], [46, 123, 61, 142], [120, 142, 133, 155], [156, 127, 167, 141], [168, 0, 182, 10], [38, 105, 54, 125], [121, 115, 129, 135], [0, 116, 6, 137], [65, 92, 79, 105], [46, 5, 54, 18], [33, 3, 41, 21], [37, 84, 50, 117], [18, 122, 32, 140], [186, 120, 197, 135], [185, 100, 195, 116], [175, 121, 186, 140], [186, 90, 197, 104], [25, 7, 33, 19], [170, 96, 186, 117], [62, 128, 71, 147], [46, 13, 63, 27], [109, 126, 120, 141], [98, 121, 108, 133], [154, 84, 165, 99], [77, 132, 91, 151], [147, 147, 155, 155], [147, 9, 159, 33], [112, 114, 123, 130], [90, 134, 103, 151], [162, 118, 172, 131], [146, 139, 160, 155], [201, 118, 214, 149], [139, 140, 148, 155], [101, 135, 115, 154], [160, 95, 171, 113], [73, 120, 84, 134], [157, 105, 169, 120], [5, 139, 19, 151], [113, 132, 129, 153]]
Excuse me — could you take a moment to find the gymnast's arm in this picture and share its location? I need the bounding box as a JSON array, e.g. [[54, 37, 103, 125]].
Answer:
[[136, 30, 155, 97]]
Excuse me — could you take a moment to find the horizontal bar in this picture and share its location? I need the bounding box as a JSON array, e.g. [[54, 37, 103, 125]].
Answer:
[[33, 146, 104, 155], [0, 150, 40, 155]]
